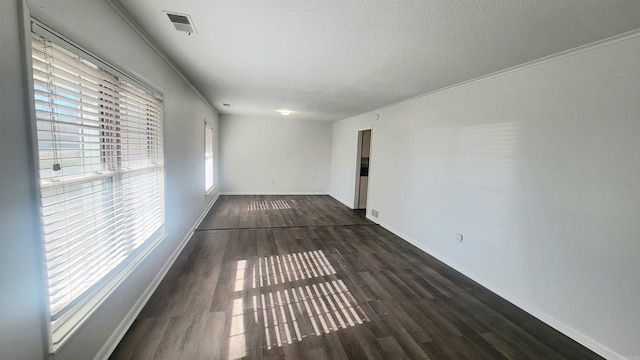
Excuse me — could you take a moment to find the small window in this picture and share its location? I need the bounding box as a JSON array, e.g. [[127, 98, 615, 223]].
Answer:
[[205, 123, 214, 192]]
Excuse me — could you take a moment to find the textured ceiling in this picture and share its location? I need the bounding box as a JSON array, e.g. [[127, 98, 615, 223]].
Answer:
[[115, 0, 640, 121]]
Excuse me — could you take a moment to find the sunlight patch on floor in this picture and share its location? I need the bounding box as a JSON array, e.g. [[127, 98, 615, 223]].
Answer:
[[229, 250, 368, 355]]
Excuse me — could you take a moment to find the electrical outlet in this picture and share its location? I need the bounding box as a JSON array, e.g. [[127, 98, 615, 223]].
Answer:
[[456, 233, 463, 242], [371, 209, 379, 217]]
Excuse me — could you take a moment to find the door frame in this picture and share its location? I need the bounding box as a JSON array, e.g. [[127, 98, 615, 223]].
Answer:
[[354, 127, 372, 210]]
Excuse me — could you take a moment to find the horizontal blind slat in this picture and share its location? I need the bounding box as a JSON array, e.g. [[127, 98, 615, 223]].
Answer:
[[31, 31, 165, 332]]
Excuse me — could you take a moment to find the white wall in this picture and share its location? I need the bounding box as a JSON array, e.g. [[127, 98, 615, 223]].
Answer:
[[220, 115, 332, 194], [0, 1, 47, 359], [0, 0, 220, 359], [330, 33, 640, 358]]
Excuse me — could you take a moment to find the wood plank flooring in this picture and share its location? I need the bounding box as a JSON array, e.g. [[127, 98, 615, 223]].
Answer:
[[197, 195, 372, 230], [111, 195, 603, 360]]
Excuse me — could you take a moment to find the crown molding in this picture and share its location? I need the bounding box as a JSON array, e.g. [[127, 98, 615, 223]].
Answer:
[[105, 0, 217, 113]]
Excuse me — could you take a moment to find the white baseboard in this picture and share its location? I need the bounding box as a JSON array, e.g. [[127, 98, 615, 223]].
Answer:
[[221, 191, 329, 196], [329, 192, 355, 209], [373, 217, 624, 360], [94, 191, 221, 360]]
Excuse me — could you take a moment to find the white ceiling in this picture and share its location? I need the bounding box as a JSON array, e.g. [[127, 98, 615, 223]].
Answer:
[[116, 0, 640, 121]]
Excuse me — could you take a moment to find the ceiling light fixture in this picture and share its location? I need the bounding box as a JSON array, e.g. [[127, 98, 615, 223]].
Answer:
[[277, 109, 294, 116]]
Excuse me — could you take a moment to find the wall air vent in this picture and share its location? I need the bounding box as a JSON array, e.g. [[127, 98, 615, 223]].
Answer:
[[165, 12, 197, 34]]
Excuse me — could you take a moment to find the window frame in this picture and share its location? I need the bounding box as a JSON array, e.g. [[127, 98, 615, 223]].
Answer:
[[26, 19, 167, 354], [204, 122, 215, 194]]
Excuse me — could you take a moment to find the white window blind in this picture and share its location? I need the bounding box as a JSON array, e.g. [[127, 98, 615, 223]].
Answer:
[[205, 124, 214, 192], [30, 31, 165, 350]]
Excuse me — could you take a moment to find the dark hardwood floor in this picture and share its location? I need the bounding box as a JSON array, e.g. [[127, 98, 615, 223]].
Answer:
[[111, 195, 603, 360], [197, 195, 372, 230]]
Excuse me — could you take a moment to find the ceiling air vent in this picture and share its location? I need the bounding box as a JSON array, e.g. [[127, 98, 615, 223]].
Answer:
[[165, 12, 197, 34]]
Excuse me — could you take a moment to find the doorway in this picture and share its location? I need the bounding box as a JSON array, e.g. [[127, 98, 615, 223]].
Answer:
[[355, 129, 371, 210]]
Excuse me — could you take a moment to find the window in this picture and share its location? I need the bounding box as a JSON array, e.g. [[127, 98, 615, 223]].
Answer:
[[30, 27, 164, 351], [205, 123, 214, 192]]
